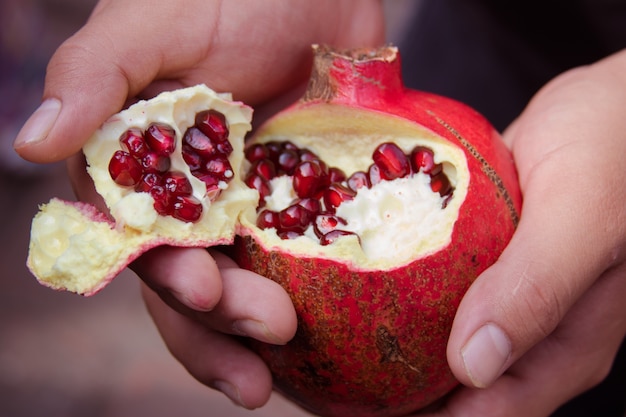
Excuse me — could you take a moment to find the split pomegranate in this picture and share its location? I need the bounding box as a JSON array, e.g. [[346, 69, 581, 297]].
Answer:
[[26, 45, 521, 417]]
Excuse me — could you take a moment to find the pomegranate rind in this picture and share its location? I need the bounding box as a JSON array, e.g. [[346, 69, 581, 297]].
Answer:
[[28, 198, 234, 296], [27, 85, 256, 295], [235, 99, 517, 416]]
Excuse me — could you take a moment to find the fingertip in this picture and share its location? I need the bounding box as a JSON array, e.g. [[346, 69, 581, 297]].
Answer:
[[220, 267, 298, 344], [13, 98, 62, 160], [141, 283, 274, 409], [14, 26, 136, 163], [457, 323, 512, 388]]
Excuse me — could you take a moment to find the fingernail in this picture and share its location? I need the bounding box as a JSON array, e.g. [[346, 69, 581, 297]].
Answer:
[[14, 98, 61, 148], [211, 380, 246, 407], [461, 323, 511, 388], [233, 319, 284, 345]]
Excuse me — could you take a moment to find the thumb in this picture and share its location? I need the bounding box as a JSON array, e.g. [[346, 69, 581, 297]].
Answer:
[[12, 2, 187, 163], [445, 54, 626, 390], [445, 152, 624, 390]]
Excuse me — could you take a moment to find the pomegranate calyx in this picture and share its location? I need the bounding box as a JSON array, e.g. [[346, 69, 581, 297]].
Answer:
[[304, 44, 403, 104]]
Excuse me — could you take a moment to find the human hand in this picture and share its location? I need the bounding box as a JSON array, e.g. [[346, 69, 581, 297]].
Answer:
[[13, 0, 384, 164], [416, 50, 626, 416], [22, 0, 385, 409]]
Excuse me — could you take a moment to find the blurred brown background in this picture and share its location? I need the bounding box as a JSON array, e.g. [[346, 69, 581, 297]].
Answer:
[[0, 1, 419, 416]]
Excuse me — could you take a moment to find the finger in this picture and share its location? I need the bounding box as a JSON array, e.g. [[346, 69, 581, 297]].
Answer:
[[142, 283, 274, 409], [417, 264, 626, 417], [13, 0, 385, 164], [131, 246, 223, 313], [446, 65, 626, 389], [203, 250, 298, 345], [132, 247, 297, 345], [447, 168, 624, 389], [12, 0, 195, 163]]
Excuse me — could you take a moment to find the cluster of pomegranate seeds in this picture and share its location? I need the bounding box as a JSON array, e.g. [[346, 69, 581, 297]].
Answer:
[[107, 109, 232, 223], [244, 141, 454, 244]]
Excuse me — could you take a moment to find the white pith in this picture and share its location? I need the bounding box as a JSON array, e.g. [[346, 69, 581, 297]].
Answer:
[[28, 199, 153, 294], [336, 174, 451, 261]]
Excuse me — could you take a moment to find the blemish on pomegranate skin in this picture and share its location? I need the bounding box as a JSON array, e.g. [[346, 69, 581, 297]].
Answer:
[[376, 325, 421, 374]]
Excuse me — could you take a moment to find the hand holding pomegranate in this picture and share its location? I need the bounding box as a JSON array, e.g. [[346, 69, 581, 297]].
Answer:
[[15, 0, 384, 410], [413, 49, 626, 417], [14, 0, 626, 416]]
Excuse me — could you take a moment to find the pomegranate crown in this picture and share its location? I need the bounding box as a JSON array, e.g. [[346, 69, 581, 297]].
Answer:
[[304, 44, 404, 103]]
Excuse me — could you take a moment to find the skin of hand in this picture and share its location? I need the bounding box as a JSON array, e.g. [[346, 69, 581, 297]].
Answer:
[[416, 49, 626, 416], [14, 0, 626, 413]]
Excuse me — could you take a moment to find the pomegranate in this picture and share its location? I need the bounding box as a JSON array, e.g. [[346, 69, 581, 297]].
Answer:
[[27, 46, 521, 417], [27, 85, 258, 295]]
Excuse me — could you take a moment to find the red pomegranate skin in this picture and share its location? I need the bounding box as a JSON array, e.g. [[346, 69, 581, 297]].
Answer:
[[234, 46, 521, 417]]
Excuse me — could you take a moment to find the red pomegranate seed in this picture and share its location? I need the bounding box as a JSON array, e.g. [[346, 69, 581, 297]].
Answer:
[[368, 163, 383, 187], [292, 160, 329, 199], [135, 172, 162, 193], [204, 155, 233, 181], [324, 183, 356, 212], [193, 172, 222, 198], [410, 146, 441, 175], [216, 140, 233, 156], [277, 149, 300, 175], [296, 198, 321, 216], [298, 149, 318, 162], [256, 209, 280, 229], [163, 172, 193, 196], [279, 203, 314, 233], [328, 167, 347, 183], [245, 174, 272, 203], [145, 123, 176, 156], [282, 141, 299, 152], [372, 142, 410, 180], [150, 185, 170, 215], [264, 141, 284, 161], [430, 172, 453, 196], [141, 151, 171, 173], [109, 150, 143, 186], [347, 171, 370, 191], [195, 110, 229, 143], [320, 230, 358, 246], [183, 127, 217, 158], [313, 213, 347, 238], [245, 143, 270, 162], [172, 195, 203, 222], [119, 127, 148, 158], [182, 144, 203, 171], [249, 159, 276, 181]]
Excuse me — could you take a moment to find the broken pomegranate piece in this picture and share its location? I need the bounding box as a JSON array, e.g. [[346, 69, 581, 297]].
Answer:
[[28, 84, 257, 295]]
